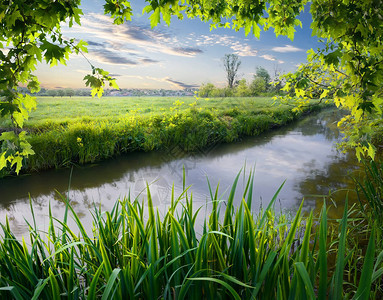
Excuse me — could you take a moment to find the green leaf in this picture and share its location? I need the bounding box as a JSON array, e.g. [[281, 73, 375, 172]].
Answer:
[[0, 151, 7, 170], [353, 228, 375, 300], [88, 262, 105, 300], [295, 262, 316, 299], [187, 277, 241, 300], [149, 8, 161, 28]]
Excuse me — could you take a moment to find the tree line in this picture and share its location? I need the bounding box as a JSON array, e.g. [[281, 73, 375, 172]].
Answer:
[[18, 87, 90, 97], [199, 54, 283, 98]]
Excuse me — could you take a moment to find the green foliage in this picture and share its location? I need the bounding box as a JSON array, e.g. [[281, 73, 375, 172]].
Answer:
[[235, 79, 251, 97], [274, 1, 383, 159], [355, 160, 383, 228], [0, 131, 35, 174], [255, 66, 271, 86], [0, 171, 381, 298], [250, 77, 267, 95], [198, 83, 216, 98], [0, 0, 128, 173]]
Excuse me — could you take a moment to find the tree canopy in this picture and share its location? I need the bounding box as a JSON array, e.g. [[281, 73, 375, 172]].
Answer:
[[1, 0, 382, 173]]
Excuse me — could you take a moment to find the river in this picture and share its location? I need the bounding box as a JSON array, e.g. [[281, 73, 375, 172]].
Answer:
[[0, 108, 360, 236]]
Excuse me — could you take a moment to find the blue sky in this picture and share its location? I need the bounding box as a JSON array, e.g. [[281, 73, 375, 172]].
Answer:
[[35, 1, 321, 90]]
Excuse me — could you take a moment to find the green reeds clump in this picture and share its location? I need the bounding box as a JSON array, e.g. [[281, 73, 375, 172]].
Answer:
[[0, 171, 382, 299], [355, 159, 383, 225]]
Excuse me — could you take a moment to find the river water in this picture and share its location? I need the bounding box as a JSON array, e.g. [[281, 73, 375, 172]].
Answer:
[[0, 109, 360, 236]]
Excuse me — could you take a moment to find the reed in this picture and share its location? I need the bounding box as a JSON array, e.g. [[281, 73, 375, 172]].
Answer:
[[0, 170, 381, 299]]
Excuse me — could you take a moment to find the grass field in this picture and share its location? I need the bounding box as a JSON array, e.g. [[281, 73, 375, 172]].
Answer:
[[21, 96, 287, 127], [0, 96, 331, 175], [0, 96, 286, 128]]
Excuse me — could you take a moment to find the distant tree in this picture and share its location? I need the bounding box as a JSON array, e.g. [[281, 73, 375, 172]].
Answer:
[[250, 77, 267, 95], [198, 83, 215, 97], [65, 88, 75, 97], [222, 54, 241, 89], [47, 89, 57, 97], [255, 67, 271, 86], [38, 88, 47, 96], [271, 65, 284, 94], [222, 87, 234, 97], [57, 89, 65, 97], [235, 79, 251, 97], [81, 90, 90, 96]]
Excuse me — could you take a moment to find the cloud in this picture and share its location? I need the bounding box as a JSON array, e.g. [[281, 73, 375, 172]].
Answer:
[[143, 76, 197, 89], [108, 73, 122, 77], [195, 34, 257, 57], [165, 78, 198, 89], [195, 34, 236, 47], [260, 54, 276, 61], [67, 13, 203, 61], [171, 47, 203, 56], [140, 58, 160, 64], [90, 49, 138, 65], [271, 45, 304, 53], [86, 40, 105, 47], [231, 43, 258, 57], [259, 55, 284, 64]]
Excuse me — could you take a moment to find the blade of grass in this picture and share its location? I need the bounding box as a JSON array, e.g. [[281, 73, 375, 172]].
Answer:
[[187, 277, 241, 300], [88, 262, 104, 300], [353, 228, 375, 300], [101, 268, 121, 300], [295, 262, 316, 299], [331, 198, 348, 300], [318, 200, 328, 300]]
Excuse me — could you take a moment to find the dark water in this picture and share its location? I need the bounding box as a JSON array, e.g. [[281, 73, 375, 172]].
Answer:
[[0, 109, 360, 236]]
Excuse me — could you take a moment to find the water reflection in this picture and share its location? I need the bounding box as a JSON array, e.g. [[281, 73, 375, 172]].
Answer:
[[0, 109, 359, 236]]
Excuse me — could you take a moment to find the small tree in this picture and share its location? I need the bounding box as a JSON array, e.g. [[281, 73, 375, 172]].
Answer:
[[47, 89, 57, 97], [198, 83, 215, 98], [57, 89, 65, 97], [222, 54, 241, 89], [255, 67, 271, 87], [250, 77, 267, 95], [271, 65, 284, 94], [235, 79, 251, 97], [65, 88, 75, 97]]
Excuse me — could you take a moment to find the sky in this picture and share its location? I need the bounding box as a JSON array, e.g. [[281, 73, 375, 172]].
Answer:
[[35, 1, 322, 90]]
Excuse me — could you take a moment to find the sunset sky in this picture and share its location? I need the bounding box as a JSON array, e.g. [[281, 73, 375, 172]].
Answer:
[[35, 1, 321, 90]]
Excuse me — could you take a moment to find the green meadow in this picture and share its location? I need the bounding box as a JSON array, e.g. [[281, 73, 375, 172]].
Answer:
[[1, 96, 286, 128]]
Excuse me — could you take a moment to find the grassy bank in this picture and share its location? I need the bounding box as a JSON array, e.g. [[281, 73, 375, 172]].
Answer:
[[0, 170, 381, 299], [0, 96, 331, 175]]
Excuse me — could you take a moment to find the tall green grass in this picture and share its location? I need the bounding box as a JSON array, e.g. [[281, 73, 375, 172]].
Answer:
[[0, 170, 381, 299]]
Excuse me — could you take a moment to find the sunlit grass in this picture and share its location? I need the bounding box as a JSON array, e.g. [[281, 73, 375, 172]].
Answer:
[[0, 96, 281, 128]]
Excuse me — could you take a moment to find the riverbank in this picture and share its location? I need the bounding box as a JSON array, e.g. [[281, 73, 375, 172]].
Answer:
[[1, 96, 332, 176]]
